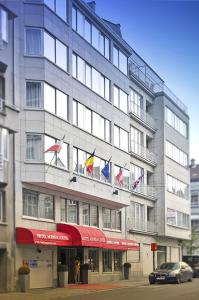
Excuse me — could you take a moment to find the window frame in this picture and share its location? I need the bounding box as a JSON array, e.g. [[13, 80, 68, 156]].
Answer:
[[0, 8, 8, 43], [72, 5, 110, 60], [23, 188, 54, 221], [25, 27, 68, 72]]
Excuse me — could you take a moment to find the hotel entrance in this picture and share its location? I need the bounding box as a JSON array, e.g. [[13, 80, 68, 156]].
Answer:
[[58, 247, 84, 283]]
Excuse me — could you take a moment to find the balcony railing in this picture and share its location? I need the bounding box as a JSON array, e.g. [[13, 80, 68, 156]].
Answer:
[[130, 141, 157, 165], [128, 54, 188, 114], [131, 184, 157, 199], [129, 100, 156, 130]]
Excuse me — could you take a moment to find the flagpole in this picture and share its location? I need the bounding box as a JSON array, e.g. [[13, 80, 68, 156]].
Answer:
[[45, 152, 56, 173]]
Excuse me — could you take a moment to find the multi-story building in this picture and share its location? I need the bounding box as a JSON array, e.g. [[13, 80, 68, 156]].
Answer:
[[0, 0, 190, 291], [190, 159, 199, 255]]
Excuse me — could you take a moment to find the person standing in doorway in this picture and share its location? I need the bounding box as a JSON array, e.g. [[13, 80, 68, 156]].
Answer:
[[74, 257, 80, 284]]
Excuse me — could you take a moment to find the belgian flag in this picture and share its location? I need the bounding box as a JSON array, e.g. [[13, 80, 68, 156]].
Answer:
[[85, 150, 95, 173]]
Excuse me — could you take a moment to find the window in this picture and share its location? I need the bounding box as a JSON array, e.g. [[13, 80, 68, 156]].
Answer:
[[102, 208, 121, 230], [114, 125, 128, 152], [26, 134, 42, 161], [103, 250, 112, 272], [72, 53, 110, 101], [0, 8, 8, 42], [73, 147, 111, 183], [114, 251, 122, 271], [113, 86, 128, 113], [25, 28, 42, 56], [44, 0, 68, 21], [44, 31, 55, 62], [0, 76, 5, 100], [130, 126, 143, 155], [0, 128, 9, 160], [45, 135, 68, 169], [88, 249, 99, 272], [81, 203, 98, 226], [0, 191, 5, 222], [56, 39, 67, 71], [23, 189, 54, 220], [72, 6, 110, 60], [25, 28, 68, 71], [73, 102, 111, 142], [26, 81, 41, 107], [165, 107, 187, 138], [60, 198, 78, 224], [166, 174, 189, 200], [167, 208, 189, 229], [113, 46, 128, 75], [129, 89, 142, 117], [191, 194, 199, 207], [130, 202, 145, 231], [166, 141, 188, 167], [26, 81, 68, 119], [44, 82, 55, 114], [114, 165, 129, 190]]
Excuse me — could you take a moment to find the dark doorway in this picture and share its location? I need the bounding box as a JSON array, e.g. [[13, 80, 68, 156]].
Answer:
[[0, 249, 6, 292], [58, 247, 84, 283]]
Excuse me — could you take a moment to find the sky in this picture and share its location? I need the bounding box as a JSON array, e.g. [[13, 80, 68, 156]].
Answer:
[[95, 0, 199, 163]]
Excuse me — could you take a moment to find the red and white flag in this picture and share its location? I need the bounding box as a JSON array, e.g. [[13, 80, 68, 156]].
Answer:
[[45, 135, 65, 154], [115, 167, 124, 186]]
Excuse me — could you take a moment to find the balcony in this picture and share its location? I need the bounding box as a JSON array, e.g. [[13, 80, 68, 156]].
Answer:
[[128, 54, 188, 114], [129, 100, 156, 131], [131, 184, 157, 200], [130, 141, 157, 166]]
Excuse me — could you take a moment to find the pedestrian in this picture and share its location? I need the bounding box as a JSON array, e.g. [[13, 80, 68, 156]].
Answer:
[[74, 257, 80, 284]]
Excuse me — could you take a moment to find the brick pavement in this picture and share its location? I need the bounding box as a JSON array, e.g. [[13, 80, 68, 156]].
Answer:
[[0, 278, 148, 300]]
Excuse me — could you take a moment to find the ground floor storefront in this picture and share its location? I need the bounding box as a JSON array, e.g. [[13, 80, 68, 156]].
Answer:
[[15, 225, 139, 289]]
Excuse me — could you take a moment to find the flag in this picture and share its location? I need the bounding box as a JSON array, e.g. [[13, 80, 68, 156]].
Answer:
[[85, 150, 95, 173], [115, 167, 124, 186], [102, 157, 111, 179], [132, 174, 144, 189], [45, 135, 65, 154]]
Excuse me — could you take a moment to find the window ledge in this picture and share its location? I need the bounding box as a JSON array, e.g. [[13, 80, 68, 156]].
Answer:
[[102, 228, 121, 233], [22, 216, 55, 223], [0, 222, 8, 226], [166, 223, 189, 230]]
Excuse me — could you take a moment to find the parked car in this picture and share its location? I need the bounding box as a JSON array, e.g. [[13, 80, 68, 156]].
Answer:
[[149, 262, 193, 284], [183, 256, 199, 278]]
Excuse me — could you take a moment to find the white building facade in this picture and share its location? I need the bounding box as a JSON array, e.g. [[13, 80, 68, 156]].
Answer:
[[0, 0, 190, 291]]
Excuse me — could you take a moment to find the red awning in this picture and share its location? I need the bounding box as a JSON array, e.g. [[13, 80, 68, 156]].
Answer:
[[16, 227, 72, 246], [104, 237, 139, 251], [57, 224, 106, 247]]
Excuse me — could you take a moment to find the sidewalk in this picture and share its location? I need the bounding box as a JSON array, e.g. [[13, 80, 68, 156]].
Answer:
[[0, 278, 148, 300]]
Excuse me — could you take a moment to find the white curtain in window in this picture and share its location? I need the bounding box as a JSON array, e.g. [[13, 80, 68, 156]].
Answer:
[[26, 28, 41, 55], [26, 82, 41, 107]]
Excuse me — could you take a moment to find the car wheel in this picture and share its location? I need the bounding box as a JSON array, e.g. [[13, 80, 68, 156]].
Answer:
[[188, 275, 193, 282], [176, 275, 181, 284], [149, 280, 155, 285]]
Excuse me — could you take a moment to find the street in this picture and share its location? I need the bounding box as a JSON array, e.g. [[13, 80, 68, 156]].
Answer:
[[65, 279, 199, 300]]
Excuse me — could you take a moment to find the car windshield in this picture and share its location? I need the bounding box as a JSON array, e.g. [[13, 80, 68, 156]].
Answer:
[[159, 263, 180, 270]]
